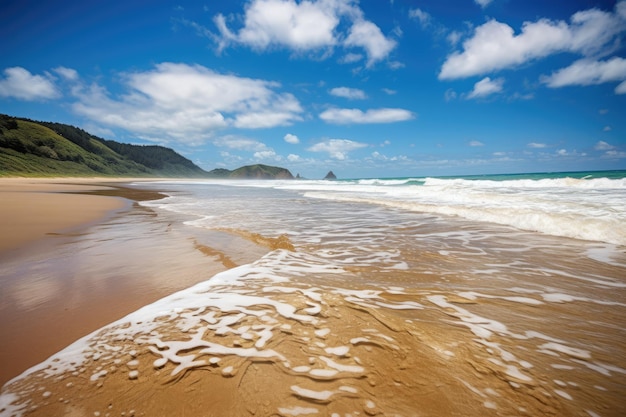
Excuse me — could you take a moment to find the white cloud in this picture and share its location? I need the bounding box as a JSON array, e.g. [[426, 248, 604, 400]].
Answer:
[[320, 107, 414, 124], [307, 138, 368, 160], [0, 67, 59, 100], [595, 140, 615, 151], [603, 125, 612, 131], [469, 140, 484, 147], [287, 153, 301, 161], [219, 0, 339, 51], [254, 149, 279, 160], [54, 66, 79, 81], [409, 8, 431, 28], [439, 3, 626, 79], [528, 142, 547, 148], [475, 0, 493, 8], [329, 86, 367, 99], [72, 63, 303, 144], [467, 77, 504, 99], [542, 57, 626, 93], [284, 133, 300, 144], [382, 88, 396, 95], [213, 0, 396, 65], [616, 80, 626, 94], [344, 19, 397, 67]]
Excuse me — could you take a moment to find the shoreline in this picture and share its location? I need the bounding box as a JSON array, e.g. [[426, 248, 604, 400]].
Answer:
[[1, 178, 624, 417], [0, 178, 262, 387]]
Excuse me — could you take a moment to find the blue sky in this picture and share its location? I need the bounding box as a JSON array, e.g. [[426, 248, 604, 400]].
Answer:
[[1, 0, 625, 178]]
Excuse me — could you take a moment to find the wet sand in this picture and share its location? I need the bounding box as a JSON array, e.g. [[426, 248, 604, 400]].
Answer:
[[0, 179, 265, 388], [0, 178, 128, 253]]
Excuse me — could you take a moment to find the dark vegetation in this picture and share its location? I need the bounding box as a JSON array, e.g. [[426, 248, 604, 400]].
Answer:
[[0, 115, 294, 179], [210, 164, 294, 179]]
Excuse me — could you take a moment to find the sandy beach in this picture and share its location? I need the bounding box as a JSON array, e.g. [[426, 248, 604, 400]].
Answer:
[[1, 178, 624, 417]]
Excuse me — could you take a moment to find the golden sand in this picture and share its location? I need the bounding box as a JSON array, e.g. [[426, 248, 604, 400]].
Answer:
[[1, 179, 624, 417], [0, 179, 129, 253]]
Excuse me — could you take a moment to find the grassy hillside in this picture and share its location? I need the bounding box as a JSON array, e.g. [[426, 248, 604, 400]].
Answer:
[[0, 115, 206, 177], [1, 115, 297, 179]]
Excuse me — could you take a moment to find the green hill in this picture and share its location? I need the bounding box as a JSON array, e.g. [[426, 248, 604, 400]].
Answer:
[[0, 115, 297, 179], [0, 115, 206, 177], [208, 164, 294, 179]]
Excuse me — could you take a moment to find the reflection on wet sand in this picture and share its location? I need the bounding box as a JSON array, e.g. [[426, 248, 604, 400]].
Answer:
[[0, 195, 266, 387]]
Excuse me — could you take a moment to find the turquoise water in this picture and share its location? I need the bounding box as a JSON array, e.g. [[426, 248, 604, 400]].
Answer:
[[342, 169, 626, 183]]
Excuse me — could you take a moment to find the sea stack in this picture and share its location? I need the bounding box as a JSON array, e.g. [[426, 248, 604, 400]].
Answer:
[[324, 171, 337, 180]]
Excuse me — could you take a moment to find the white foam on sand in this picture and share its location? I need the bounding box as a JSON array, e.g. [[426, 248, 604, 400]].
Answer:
[[3, 247, 438, 415], [278, 406, 319, 415]]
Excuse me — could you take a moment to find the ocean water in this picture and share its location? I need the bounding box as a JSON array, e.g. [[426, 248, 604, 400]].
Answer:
[[2, 171, 625, 416]]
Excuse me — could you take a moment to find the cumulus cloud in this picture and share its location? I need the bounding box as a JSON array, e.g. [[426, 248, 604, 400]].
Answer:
[[213, 0, 396, 66], [284, 133, 300, 144], [439, 2, 626, 79], [542, 57, 626, 94], [528, 142, 547, 148], [319, 107, 414, 124], [329, 86, 367, 99], [218, 0, 339, 52], [72, 63, 303, 144], [595, 140, 615, 150], [254, 149, 279, 160], [345, 19, 397, 67], [466, 77, 504, 99], [307, 138, 368, 160], [54, 66, 79, 81], [469, 140, 485, 147], [0, 67, 59, 100]]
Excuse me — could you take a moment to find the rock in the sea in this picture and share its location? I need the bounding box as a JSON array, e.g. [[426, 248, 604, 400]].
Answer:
[[324, 171, 337, 180]]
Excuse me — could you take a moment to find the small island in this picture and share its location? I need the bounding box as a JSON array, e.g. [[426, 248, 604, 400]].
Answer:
[[324, 170, 337, 180]]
